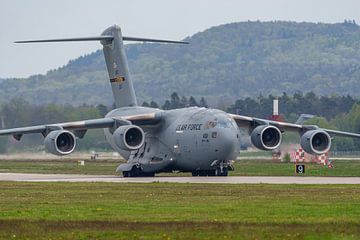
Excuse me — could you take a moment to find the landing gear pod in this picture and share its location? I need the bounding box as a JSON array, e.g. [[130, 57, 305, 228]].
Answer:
[[44, 130, 76, 156], [301, 130, 331, 155], [251, 125, 282, 150], [113, 125, 145, 150]]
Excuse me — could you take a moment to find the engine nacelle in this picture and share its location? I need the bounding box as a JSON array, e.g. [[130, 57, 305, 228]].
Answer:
[[44, 130, 76, 156], [113, 125, 145, 151], [251, 125, 282, 150], [300, 130, 331, 155]]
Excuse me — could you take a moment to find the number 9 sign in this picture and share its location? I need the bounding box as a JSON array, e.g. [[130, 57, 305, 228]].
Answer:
[[295, 164, 305, 174]]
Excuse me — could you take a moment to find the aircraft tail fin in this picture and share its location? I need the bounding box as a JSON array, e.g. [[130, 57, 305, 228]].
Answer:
[[15, 25, 188, 108]]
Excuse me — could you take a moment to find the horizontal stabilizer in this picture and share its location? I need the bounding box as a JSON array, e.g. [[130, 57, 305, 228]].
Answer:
[[122, 37, 188, 44], [15, 36, 188, 44], [14, 36, 114, 43]]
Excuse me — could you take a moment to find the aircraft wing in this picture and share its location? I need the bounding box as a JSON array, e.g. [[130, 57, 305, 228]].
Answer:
[[229, 114, 360, 138], [0, 112, 162, 140]]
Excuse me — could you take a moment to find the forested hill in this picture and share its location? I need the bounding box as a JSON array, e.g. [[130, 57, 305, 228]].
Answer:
[[2, 21, 360, 106]]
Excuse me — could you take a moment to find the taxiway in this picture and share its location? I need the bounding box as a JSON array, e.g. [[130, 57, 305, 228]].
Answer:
[[1, 173, 360, 184]]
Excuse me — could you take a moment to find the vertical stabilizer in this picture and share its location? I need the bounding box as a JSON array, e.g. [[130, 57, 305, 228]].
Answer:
[[101, 25, 137, 108], [14, 25, 188, 108]]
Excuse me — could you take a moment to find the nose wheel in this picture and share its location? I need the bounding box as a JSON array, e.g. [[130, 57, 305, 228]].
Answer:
[[122, 166, 155, 177]]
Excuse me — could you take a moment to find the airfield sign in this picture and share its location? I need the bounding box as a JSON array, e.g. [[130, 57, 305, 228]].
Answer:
[[295, 164, 305, 174]]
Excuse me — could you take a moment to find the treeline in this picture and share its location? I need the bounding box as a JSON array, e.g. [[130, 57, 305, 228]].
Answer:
[[142, 92, 208, 109], [227, 92, 357, 121], [1, 91, 360, 153], [143, 91, 358, 121]]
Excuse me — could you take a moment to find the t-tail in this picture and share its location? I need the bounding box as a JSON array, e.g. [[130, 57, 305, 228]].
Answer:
[[15, 25, 188, 108]]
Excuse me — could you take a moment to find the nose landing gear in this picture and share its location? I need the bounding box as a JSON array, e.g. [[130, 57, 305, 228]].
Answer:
[[122, 165, 155, 177]]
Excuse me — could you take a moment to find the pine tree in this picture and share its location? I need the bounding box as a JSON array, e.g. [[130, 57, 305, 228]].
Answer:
[[162, 100, 172, 110], [199, 97, 208, 108], [142, 101, 150, 107], [150, 101, 159, 108], [180, 96, 188, 108], [170, 92, 181, 109], [189, 96, 198, 106]]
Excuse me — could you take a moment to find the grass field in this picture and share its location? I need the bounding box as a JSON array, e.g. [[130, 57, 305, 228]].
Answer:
[[1, 156, 360, 239], [1, 158, 360, 176], [0, 182, 360, 239]]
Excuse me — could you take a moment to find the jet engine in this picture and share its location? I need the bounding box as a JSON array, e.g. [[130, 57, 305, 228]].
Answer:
[[251, 125, 282, 150], [44, 130, 76, 156], [113, 125, 145, 150], [300, 130, 331, 155]]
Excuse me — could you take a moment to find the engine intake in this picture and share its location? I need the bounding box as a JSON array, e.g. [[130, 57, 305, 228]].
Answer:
[[251, 125, 282, 150], [113, 125, 145, 150], [44, 130, 76, 156], [300, 130, 331, 155]]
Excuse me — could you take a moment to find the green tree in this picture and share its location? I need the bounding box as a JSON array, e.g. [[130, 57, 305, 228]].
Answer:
[[199, 97, 208, 108], [170, 92, 181, 109], [189, 96, 198, 106], [180, 96, 188, 108], [142, 101, 150, 107], [162, 100, 171, 110], [150, 101, 159, 108]]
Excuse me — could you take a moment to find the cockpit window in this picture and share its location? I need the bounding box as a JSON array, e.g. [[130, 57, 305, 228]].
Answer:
[[217, 120, 232, 128], [204, 121, 217, 129]]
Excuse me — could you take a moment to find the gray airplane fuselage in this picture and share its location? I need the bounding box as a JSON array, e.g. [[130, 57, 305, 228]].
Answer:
[[104, 106, 240, 172]]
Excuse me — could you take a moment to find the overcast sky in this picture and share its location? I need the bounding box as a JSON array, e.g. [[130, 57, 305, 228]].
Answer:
[[1, 0, 360, 78]]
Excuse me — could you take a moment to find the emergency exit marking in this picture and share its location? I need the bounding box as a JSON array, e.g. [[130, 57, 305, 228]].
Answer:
[[295, 164, 305, 174]]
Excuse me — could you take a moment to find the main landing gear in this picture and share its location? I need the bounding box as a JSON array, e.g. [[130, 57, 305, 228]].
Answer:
[[122, 166, 155, 178], [192, 167, 228, 177]]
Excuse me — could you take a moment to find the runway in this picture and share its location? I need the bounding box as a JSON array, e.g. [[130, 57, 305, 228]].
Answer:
[[1, 173, 360, 184]]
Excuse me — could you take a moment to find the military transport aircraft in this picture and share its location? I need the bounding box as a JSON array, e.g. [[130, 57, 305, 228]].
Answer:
[[1, 25, 360, 177]]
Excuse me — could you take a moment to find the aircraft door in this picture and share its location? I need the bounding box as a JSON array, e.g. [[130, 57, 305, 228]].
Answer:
[[177, 132, 197, 163]]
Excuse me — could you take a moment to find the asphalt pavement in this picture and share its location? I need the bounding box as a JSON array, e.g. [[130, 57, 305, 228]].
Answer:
[[1, 173, 360, 184]]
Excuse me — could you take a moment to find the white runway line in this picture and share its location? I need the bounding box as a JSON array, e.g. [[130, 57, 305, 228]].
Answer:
[[1, 173, 360, 184]]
